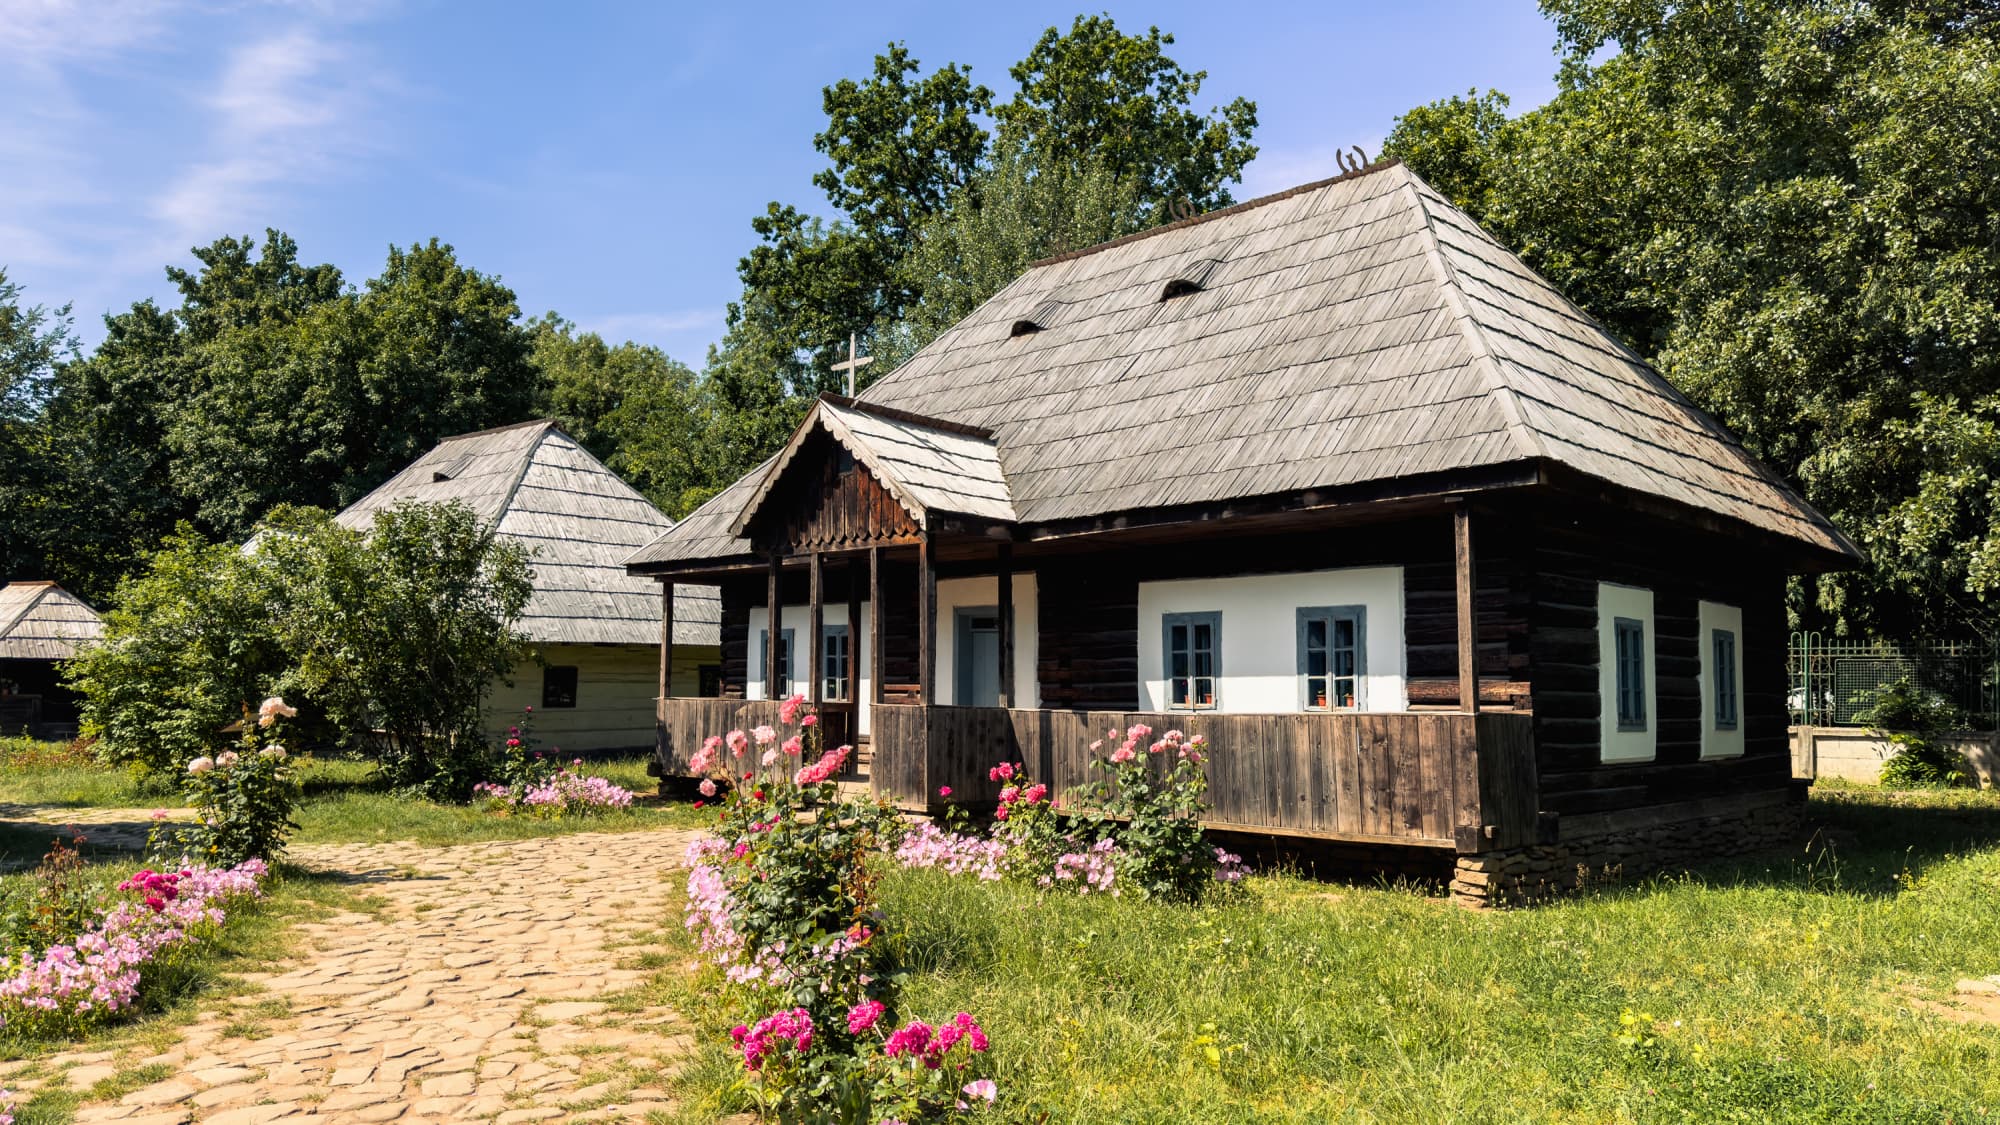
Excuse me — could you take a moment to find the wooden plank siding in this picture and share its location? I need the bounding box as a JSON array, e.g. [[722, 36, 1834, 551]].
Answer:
[[744, 430, 923, 555], [653, 698, 787, 776], [1522, 501, 1794, 820], [866, 705, 1536, 849]]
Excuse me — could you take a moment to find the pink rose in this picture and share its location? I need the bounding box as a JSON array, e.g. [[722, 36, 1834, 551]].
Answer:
[[847, 1000, 886, 1034], [726, 730, 749, 756], [801, 714, 818, 728], [778, 693, 806, 724], [698, 779, 717, 797], [782, 735, 803, 756], [938, 786, 952, 798], [752, 725, 777, 745], [1126, 723, 1152, 742], [1110, 745, 1135, 764]]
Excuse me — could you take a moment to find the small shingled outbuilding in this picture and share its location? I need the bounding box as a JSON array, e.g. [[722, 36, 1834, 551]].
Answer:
[[338, 419, 721, 752], [0, 580, 105, 739]]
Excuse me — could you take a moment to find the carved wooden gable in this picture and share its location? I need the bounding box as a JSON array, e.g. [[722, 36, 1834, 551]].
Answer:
[[745, 430, 922, 553]]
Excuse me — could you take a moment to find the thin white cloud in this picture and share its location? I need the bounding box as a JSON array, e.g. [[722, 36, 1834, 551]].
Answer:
[[150, 27, 366, 242], [583, 310, 724, 343]]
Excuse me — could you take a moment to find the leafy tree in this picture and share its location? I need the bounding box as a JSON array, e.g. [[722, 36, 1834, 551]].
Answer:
[[531, 315, 719, 517], [64, 527, 293, 780], [708, 15, 1257, 429], [69, 502, 532, 798], [0, 269, 79, 585], [267, 502, 533, 797], [995, 15, 1257, 216], [883, 142, 1147, 367], [34, 231, 542, 594], [1384, 0, 2000, 637]]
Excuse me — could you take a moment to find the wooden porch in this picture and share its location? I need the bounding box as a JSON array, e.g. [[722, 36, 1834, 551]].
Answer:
[[656, 697, 1539, 852]]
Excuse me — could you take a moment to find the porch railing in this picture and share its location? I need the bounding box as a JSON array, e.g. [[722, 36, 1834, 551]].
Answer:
[[660, 698, 1538, 852]]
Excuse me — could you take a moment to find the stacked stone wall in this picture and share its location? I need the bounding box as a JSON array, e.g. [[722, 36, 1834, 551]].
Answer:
[[1451, 794, 1804, 907]]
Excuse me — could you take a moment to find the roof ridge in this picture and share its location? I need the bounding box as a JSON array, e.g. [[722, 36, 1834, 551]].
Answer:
[[438, 417, 560, 443], [1402, 172, 1548, 465], [1027, 158, 1406, 269], [827, 392, 996, 441], [516, 427, 677, 530]]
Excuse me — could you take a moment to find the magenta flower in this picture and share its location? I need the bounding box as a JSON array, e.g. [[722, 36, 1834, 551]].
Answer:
[[937, 785, 952, 798], [801, 714, 818, 728], [847, 999, 886, 1034]]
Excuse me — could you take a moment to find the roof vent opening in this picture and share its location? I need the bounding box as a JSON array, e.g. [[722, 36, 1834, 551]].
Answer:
[[430, 455, 470, 483], [1160, 256, 1224, 303], [1009, 296, 1067, 339]]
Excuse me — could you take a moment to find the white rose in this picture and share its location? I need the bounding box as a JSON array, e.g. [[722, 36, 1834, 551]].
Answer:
[[188, 756, 214, 774]]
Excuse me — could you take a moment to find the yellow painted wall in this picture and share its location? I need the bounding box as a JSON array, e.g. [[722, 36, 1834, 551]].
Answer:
[[485, 644, 719, 753]]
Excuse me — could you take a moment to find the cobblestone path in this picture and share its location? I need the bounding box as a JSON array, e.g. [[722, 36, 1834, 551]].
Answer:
[[2, 827, 704, 1124]]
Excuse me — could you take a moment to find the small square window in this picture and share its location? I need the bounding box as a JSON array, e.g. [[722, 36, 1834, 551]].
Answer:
[[1613, 617, 1646, 731], [542, 665, 578, 709]]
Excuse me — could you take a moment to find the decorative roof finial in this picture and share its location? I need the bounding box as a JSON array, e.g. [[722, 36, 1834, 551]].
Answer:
[[1334, 146, 1370, 175]]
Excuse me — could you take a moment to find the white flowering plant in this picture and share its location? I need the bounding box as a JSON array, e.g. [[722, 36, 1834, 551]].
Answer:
[[167, 696, 301, 867]]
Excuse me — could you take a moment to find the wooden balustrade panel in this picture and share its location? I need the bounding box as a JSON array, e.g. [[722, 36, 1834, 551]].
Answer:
[[655, 699, 786, 777], [870, 704, 930, 808]]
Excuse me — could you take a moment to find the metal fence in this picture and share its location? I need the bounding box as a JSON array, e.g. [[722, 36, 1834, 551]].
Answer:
[[1788, 633, 1999, 728]]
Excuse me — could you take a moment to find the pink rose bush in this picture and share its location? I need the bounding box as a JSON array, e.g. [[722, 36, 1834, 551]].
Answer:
[[0, 859, 267, 1041], [903, 727, 1241, 903], [681, 694, 1000, 1121]]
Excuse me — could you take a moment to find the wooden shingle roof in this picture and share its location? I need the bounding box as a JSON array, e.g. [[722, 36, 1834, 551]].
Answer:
[[731, 398, 1016, 535], [338, 420, 719, 646], [629, 161, 1855, 569], [0, 581, 104, 661]]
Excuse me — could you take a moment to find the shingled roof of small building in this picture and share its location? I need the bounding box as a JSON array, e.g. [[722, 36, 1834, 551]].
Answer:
[[338, 420, 719, 646], [628, 160, 1856, 570], [0, 581, 105, 661]]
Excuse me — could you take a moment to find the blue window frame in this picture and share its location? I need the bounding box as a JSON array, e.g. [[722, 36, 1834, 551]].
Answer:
[[1297, 606, 1366, 710], [758, 627, 795, 697], [1163, 611, 1221, 710], [822, 624, 851, 702], [1712, 628, 1738, 730], [1614, 617, 1647, 731]]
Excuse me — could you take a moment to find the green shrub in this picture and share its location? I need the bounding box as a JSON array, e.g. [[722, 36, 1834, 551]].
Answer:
[[67, 502, 531, 798], [1859, 677, 1973, 788]]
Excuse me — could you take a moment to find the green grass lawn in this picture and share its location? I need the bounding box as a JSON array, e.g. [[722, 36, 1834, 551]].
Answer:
[[0, 739, 705, 860], [650, 784, 2000, 1124]]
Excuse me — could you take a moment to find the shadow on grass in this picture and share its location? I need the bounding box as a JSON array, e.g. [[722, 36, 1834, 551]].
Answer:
[[1204, 785, 2000, 904]]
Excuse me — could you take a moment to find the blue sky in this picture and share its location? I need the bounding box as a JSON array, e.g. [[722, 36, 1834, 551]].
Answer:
[[1, 1, 1562, 366]]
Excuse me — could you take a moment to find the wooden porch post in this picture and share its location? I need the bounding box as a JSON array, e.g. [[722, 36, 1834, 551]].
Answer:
[[809, 552, 825, 705], [846, 559, 862, 707], [659, 580, 675, 700], [767, 552, 784, 698], [918, 536, 935, 704], [995, 542, 1014, 709], [1454, 504, 1478, 713], [869, 546, 884, 705]]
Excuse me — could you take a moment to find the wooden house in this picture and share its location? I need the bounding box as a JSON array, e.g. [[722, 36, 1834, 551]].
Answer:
[[339, 420, 720, 753], [624, 160, 1858, 901], [0, 580, 105, 740]]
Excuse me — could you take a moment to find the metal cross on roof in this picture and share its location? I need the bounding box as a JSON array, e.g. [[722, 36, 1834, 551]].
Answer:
[[831, 332, 874, 397]]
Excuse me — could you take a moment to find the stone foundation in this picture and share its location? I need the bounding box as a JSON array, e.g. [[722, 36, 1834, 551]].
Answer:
[[1451, 790, 1806, 907]]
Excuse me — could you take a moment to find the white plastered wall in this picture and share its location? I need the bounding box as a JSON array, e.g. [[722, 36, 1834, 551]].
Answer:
[[485, 644, 704, 753], [1598, 582, 1658, 763], [931, 573, 1040, 708], [747, 602, 874, 736], [1134, 567, 1406, 714], [1698, 600, 1746, 759]]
